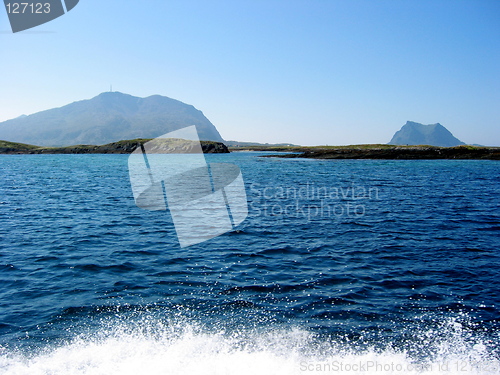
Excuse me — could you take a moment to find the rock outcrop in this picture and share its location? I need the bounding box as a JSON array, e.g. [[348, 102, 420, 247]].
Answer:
[[389, 121, 465, 147]]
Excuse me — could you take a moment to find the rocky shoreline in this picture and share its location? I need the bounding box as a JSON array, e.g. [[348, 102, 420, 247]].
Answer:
[[249, 145, 500, 160], [0, 139, 229, 154]]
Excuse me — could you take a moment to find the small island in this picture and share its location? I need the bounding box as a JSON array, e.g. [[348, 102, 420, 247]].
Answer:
[[0, 139, 229, 154]]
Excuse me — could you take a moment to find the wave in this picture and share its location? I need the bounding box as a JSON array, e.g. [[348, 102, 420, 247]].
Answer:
[[0, 314, 498, 375]]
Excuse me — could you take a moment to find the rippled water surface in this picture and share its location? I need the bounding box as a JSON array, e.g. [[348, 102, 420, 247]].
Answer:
[[0, 153, 499, 374]]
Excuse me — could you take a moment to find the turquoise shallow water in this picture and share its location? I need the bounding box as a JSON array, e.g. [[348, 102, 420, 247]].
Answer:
[[0, 153, 499, 374]]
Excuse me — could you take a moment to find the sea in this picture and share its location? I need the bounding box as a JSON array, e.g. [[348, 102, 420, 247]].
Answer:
[[0, 152, 499, 374]]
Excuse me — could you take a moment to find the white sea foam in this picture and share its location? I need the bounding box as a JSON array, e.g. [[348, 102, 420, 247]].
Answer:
[[0, 318, 498, 375]]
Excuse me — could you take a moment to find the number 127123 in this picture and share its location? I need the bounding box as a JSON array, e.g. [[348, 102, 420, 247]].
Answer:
[[5, 2, 51, 14]]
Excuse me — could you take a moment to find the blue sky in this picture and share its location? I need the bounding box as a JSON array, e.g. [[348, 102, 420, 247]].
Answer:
[[1, 0, 499, 145]]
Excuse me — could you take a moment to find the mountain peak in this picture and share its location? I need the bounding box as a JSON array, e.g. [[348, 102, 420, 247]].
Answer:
[[389, 121, 465, 147], [95, 91, 136, 98], [0, 93, 224, 146]]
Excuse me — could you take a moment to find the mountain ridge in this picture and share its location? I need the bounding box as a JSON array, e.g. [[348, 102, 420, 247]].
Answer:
[[0, 92, 224, 146]]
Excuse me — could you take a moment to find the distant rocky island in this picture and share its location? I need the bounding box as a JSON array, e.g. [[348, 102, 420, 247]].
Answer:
[[0, 92, 224, 146], [0, 139, 229, 154], [389, 121, 465, 147]]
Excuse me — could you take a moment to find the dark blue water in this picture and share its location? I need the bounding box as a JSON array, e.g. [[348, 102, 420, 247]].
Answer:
[[0, 153, 499, 374]]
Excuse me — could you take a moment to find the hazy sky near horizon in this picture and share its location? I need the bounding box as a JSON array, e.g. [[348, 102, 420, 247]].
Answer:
[[1, 0, 499, 146]]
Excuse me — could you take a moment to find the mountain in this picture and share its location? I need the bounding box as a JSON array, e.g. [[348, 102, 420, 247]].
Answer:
[[389, 121, 465, 147], [0, 92, 224, 146]]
